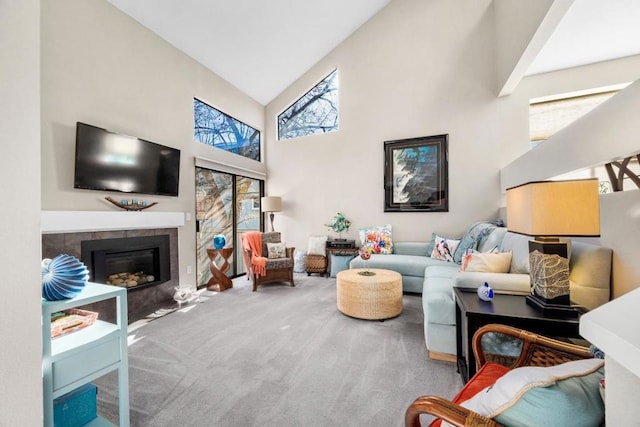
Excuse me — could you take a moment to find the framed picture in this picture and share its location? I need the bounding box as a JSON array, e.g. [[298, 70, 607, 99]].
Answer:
[[384, 134, 448, 212]]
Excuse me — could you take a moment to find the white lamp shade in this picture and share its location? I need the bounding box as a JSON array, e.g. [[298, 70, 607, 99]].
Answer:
[[506, 179, 600, 237], [261, 196, 282, 213]]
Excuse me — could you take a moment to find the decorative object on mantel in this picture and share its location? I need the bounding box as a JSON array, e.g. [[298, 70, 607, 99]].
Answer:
[[42, 254, 89, 301], [477, 282, 494, 301], [324, 212, 351, 241], [105, 196, 158, 211], [213, 234, 227, 249], [358, 249, 375, 276]]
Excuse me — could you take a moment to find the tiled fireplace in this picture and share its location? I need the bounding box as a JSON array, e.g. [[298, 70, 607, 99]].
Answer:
[[41, 211, 184, 323]]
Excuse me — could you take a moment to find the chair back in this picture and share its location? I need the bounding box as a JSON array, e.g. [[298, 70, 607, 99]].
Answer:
[[262, 232, 281, 256]]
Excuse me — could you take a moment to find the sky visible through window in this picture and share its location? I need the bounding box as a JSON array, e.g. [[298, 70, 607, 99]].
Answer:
[[278, 69, 338, 140], [194, 98, 260, 161]]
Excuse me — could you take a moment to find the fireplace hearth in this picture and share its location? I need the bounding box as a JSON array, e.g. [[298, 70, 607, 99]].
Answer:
[[42, 228, 179, 322]]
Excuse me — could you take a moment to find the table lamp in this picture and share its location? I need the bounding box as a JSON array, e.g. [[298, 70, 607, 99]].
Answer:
[[261, 196, 282, 232], [506, 179, 600, 317]]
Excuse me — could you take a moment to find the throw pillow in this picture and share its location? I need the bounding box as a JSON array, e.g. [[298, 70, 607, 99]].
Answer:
[[460, 251, 513, 273], [451, 358, 605, 427], [307, 235, 327, 256], [266, 242, 286, 259], [358, 224, 393, 255], [329, 254, 355, 278], [453, 233, 478, 264], [430, 235, 460, 262]]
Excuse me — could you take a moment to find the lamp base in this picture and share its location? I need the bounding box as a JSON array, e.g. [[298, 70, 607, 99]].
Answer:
[[525, 294, 582, 319]]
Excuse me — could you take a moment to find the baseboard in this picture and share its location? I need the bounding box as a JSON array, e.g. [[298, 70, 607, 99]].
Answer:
[[428, 351, 456, 363]]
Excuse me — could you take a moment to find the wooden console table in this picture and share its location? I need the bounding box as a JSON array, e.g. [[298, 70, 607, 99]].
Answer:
[[206, 248, 233, 292]]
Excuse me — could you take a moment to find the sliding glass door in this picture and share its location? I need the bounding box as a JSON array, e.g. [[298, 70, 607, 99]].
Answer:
[[195, 167, 263, 288]]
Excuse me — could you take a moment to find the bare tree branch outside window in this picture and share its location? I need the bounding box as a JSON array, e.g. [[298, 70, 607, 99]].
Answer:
[[278, 69, 338, 140], [194, 98, 260, 161]]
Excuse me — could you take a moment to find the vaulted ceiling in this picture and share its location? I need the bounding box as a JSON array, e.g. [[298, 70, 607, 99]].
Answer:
[[107, 0, 640, 105]]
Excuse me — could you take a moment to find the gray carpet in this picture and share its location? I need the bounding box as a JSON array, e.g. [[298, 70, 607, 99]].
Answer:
[[95, 273, 460, 426]]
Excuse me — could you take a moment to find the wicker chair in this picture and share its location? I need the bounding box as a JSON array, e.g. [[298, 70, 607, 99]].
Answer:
[[405, 324, 594, 427], [244, 231, 295, 292]]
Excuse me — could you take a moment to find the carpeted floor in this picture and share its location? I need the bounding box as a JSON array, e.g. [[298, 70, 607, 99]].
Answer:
[[95, 273, 460, 426]]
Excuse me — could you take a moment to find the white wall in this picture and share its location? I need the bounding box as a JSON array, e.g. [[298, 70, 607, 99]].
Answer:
[[504, 59, 640, 298], [0, 1, 43, 425], [265, 0, 526, 251], [40, 0, 265, 289]]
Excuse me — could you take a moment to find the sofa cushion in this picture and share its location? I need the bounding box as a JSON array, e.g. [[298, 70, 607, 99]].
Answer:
[[500, 232, 531, 274], [393, 241, 431, 256], [424, 286, 456, 324], [351, 254, 449, 277]]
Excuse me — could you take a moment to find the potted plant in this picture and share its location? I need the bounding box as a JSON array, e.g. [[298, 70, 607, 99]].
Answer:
[[325, 213, 351, 241]]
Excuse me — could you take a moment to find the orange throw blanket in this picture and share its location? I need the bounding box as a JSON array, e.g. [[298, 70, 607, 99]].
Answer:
[[241, 231, 267, 278]]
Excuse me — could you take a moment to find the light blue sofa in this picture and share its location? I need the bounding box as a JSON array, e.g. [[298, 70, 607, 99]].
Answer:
[[349, 222, 613, 359]]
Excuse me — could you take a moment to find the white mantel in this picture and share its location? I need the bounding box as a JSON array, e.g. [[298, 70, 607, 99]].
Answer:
[[41, 211, 185, 234], [580, 287, 640, 425]]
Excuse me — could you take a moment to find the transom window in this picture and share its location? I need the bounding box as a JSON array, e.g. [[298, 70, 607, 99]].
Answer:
[[278, 69, 339, 140], [194, 98, 260, 161], [529, 86, 627, 148]]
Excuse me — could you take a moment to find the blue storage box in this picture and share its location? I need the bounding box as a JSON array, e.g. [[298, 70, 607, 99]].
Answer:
[[53, 383, 97, 427]]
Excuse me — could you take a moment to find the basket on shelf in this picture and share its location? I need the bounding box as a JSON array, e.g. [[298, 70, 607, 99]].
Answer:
[[50, 308, 98, 338]]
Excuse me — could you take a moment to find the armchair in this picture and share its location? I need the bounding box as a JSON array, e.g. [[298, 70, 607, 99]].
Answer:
[[243, 231, 295, 292], [405, 324, 598, 427]]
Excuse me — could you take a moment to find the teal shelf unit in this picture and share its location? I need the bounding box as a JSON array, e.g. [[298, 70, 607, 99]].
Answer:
[[42, 282, 129, 427]]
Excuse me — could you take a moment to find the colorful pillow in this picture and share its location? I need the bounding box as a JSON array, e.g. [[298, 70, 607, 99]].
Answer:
[[358, 224, 393, 255], [266, 242, 286, 259], [430, 235, 460, 262], [460, 251, 513, 273], [449, 359, 605, 427], [307, 235, 327, 256]]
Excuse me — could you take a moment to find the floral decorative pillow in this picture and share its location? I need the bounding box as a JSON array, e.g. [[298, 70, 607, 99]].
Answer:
[[358, 224, 393, 255], [430, 235, 460, 262], [267, 242, 287, 259]]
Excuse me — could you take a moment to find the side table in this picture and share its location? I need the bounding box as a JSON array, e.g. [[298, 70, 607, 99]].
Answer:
[[206, 248, 233, 292], [454, 287, 582, 383]]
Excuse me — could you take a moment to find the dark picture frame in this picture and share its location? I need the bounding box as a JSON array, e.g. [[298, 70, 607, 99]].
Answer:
[[384, 134, 448, 212]]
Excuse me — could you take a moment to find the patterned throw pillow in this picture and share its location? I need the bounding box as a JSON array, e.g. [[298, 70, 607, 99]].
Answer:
[[358, 224, 393, 255], [267, 242, 286, 259], [430, 235, 460, 262]]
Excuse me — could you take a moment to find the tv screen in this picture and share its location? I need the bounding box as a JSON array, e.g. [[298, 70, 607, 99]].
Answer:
[[74, 122, 180, 197]]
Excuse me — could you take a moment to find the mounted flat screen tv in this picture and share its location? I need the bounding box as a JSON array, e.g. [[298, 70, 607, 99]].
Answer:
[[74, 122, 181, 197]]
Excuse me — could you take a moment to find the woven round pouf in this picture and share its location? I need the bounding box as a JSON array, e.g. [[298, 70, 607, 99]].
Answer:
[[336, 269, 403, 320]]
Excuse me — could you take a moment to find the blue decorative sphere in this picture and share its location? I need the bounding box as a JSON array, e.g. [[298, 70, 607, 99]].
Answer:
[[213, 234, 226, 249], [42, 254, 89, 301]]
